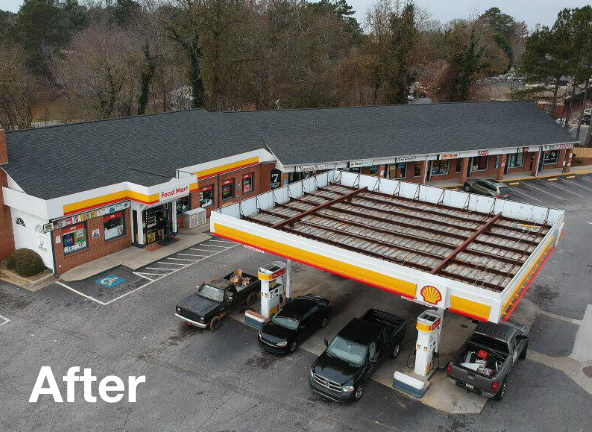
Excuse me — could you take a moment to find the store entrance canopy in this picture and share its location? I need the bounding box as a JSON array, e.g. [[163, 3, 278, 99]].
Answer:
[[210, 171, 563, 323]]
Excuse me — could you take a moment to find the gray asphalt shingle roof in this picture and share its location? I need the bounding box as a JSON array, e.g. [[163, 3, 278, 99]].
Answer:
[[2, 101, 575, 200]]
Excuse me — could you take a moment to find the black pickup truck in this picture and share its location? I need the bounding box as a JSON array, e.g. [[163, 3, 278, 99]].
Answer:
[[309, 309, 407, 402], [175, 271, 260, 331], [448, 320, 529, 400]]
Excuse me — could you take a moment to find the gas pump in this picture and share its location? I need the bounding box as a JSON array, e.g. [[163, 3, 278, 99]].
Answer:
[[258, 261, 287, 318], [414, 309, 443, 377]]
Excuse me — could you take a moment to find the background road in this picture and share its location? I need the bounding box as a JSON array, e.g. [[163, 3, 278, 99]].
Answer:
[[1, 176, 591, 432]]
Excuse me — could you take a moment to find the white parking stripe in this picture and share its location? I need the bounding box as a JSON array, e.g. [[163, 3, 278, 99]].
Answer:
[[508, 188, 543, 203], [55, 281, 107, 306], [154, 262, 185, 266], [522, 183, 567, 201], [167, 257, 198, 262], [145, 267, 174, 272], [190, 248, 216, 253], [210, 239, 232, 244], [0, 314, 11, 327], [200, 244, 230, 248], [178, 253, 207, 257], [563, 179, 592, 192], [134, 272, 157, 281], [545, 181, 585, 197]]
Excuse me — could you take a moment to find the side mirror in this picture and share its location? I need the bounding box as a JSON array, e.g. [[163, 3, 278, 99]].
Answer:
[[324, 338, 329, 347], [369, 356, 378, 364], [516, 334, 528, 341]]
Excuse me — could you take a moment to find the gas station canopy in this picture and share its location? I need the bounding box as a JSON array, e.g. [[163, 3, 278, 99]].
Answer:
[[211, 171, 564, 323]]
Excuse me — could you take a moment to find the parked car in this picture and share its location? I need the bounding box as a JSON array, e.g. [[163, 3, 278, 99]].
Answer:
[[447, 320, 529, 400], [258, 294, 331, 354], [175, 270, 260, 330], [463, 178, 512, 198], [309, 309, 407, 402]]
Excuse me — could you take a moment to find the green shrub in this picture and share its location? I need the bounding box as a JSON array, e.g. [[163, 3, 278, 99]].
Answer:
[[7, 249, 45, 277]]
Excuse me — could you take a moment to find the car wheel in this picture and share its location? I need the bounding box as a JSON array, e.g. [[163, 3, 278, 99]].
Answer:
[[464, 185, 471, 192], [353, 384, 364, 402], [246, 293, 256, 307], [494, 381, 507, 401], [320, 316, 328, 328], [289, 341, 297, 353], [390, 344, 401, 359], [519, 341, 528, 360], [209, 316, 222, 331]]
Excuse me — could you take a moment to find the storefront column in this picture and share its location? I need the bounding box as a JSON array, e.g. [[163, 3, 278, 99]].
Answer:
[[563, 149, 573, 174], [460, 158, 470, 184], [136, 208, 144, 245], [420, 161, 428, 185], [496, 154, 507, 180], [531, 151, 541, 177], [172, 200, 178, 233]]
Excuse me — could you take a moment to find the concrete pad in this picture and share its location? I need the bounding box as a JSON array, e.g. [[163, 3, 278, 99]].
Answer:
[[571, 304, 592, 362], [61, 232, 211, 281]]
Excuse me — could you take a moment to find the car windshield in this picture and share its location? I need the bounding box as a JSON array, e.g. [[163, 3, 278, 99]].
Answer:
[[272, 312, 299, 330], [197, 284, 225, 302], [499, 186, 511, 194], [327, 336, 368, 366]]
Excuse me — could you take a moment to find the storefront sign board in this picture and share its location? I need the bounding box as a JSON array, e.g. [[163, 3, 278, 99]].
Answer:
[[44, 201, 130, 233]]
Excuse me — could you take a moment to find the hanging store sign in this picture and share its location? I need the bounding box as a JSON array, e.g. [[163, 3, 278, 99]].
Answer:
[[478, 150, 490, 157], [295, 164, 327, 172], [348, 160, 373, 168], [542, 143, 573, 152], [43, 201, 130, 233], [440, 153, 460, 160], [394, 155, 425, 163], [270, 169, 282, 189]]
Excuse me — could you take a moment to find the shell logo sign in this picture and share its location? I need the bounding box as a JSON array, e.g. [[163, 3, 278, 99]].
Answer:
[[420, 285, 442, 305]]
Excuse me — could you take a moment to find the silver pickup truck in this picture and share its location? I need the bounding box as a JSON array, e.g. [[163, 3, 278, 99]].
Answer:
[[447, 321, 529, 400]]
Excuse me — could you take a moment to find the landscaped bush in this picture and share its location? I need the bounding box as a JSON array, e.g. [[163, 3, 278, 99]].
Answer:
[[6, 249, 45, 277]]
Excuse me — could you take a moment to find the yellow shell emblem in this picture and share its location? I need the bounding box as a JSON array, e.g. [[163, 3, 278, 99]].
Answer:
[[420, 285, 442, 305]]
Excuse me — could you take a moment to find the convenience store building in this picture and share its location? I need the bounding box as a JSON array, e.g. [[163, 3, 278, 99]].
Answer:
[[0, 101, 577, 275]]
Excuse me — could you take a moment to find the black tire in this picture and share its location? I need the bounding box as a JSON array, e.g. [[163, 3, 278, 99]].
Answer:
[[519, 341, 528, 360], [353, 384, 364, 402], [389, 344, 401, 359], [246, 293, 256, 307], [494, 380, 507, 401], [209, 316, 222, 331], [320, 316, 328, 328], [289, 341, 297, 353]]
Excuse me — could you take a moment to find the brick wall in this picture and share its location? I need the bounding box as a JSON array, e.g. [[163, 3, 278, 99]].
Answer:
[[52, 208, 132, 275], [190, 162, 275, 218], [0, 168, 15, 260]]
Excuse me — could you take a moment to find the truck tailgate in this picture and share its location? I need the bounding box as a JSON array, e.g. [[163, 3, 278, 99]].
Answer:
[[450, 364, 493, 393]]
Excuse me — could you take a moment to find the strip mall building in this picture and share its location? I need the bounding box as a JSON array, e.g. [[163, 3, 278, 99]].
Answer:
[[0, 101, 577, 275]]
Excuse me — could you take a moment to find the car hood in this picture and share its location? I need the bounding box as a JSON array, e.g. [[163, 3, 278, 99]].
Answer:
[[260, 322, 294, 342], [312, 352, 363, 385], [177, 294, 220, 318]]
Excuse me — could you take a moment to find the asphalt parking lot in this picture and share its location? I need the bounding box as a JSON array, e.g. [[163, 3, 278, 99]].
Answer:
[[1, 175, 591, 431]]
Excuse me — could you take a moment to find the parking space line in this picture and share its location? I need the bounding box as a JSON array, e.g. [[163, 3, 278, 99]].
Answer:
[[153, 262, 186, 266], [134, 272, 157, 281], [522, 183, 567, 201], [145, 267, 175, 272], [508, 188, 543, 203], [200, 244, 230, 248], [545, 182, 585, 197], [210, 239, 232, 244], [167, 257, 198, 262], [0, 314, 11, 328], [563, 179, 592, 192], [55, 281, 107, 306], [190, 248, 216, 253], [178, 253, 207, 258]]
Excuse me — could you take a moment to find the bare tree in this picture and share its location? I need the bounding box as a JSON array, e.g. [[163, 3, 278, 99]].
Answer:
[[0, 43, 35, 130]]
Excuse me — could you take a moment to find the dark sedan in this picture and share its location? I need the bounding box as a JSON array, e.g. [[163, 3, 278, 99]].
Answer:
[[258, 294, 331, 354]]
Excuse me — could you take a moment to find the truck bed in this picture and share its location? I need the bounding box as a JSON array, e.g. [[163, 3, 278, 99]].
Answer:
[[453, 342, 508, 378], [360, 308, 406, 339]]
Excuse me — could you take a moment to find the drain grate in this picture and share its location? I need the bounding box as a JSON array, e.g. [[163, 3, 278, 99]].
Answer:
[[583, 366, 592, 378]]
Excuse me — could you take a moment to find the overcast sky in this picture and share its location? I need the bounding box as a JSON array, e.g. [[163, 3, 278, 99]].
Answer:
[[2, 0, 591, 29]]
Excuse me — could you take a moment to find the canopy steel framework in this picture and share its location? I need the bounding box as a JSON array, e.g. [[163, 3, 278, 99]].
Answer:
[[211, 171, 563, 323]]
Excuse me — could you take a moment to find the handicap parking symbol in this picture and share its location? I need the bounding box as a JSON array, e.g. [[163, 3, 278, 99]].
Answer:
[[96, 275, 126, 288]]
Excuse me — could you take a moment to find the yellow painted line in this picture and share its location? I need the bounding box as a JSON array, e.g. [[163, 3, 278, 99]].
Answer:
[[509, 182, 520, 186], [566, 175, 576, 179], [548, 178, 558, 182], [449, 296, 491, 321], [214, 223, 418, 298], [197, 156, 259, 179]]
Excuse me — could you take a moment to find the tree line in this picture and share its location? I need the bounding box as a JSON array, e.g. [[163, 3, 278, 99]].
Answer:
[[0, 0, 553, 131]]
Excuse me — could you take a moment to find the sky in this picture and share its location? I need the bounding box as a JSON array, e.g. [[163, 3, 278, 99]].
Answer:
[[1, 0, 591, 29]]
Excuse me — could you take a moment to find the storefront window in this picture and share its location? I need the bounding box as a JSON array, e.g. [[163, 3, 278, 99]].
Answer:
[[472, 156, 488, 171], [414, 162, 422, 178], [508, 152, 525, 168], [176, 196, 190, 213], [543, 150, 559, 165], [199, 185, 215, 208], [242, 173, 255, 194], [63, 223, 88, 255], [431, 160, 449, 176], [104, 211, 125, 241], [370, 165, 379, 175], [222, 179, 235, 200], [388, 163, 407, 179]]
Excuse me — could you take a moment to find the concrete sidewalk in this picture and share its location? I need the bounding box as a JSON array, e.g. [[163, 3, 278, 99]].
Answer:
[[430, 164, 592, 189], [61, 227, 212, 282]]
